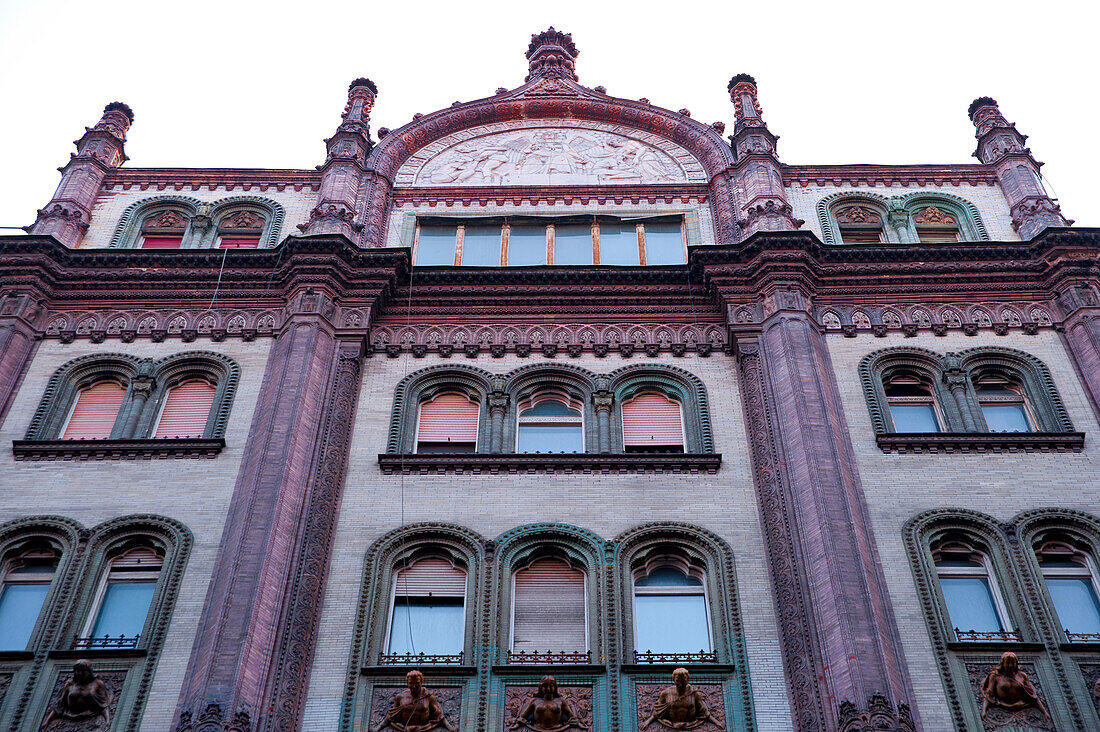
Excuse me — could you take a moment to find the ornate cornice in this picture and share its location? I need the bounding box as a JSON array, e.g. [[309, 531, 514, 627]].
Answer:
[[103, 169, 320, 192], [377, 452, 722, 475], [391, 183, 708, 206], [12, 438, 226, 460], [783, 164, 999, 188], [875, 432, 1084, 454]]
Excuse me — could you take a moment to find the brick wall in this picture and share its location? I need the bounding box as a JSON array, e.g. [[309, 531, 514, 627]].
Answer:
[[0, 338, 271, 731], [825, 329, 1100, 729]]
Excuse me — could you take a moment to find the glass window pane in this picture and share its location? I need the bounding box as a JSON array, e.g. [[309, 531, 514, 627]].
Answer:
[[890, 404, 940, 432], [416, 225, 457, 266], [982, 404, 1032, 432], [0, 584, 49, 650], [91, 580, 156, 640], [1047, 577, 1100, 634], [940, 576, 1002, 632], [635, 594, 710, 653], [645, 221, 686, 264], [517, 424, 583, 454], [599, 221, 639, 265], [636, 568, 702, 587], [508, 225, 547, 266], [554, 224, 593, 265], [461, 224, 502, 266], [389, 598, 464, 655], [521, 400, 580, 418]]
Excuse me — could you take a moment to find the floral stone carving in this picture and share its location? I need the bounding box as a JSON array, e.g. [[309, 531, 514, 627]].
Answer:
[[370, 671, 459, 731], [967, 654, 1053, 731], [505, 676, 592, 730], [636, 668, 724, 730], [40, 661, 124, 731]]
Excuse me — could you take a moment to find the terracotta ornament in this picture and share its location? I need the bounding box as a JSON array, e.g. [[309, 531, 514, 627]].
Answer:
[[639, 668, 720, 730], [980, 652, 1051, 723], [374, 670, 456, 732], [509, 676, 589, 731], [40, 660, 113, 730]]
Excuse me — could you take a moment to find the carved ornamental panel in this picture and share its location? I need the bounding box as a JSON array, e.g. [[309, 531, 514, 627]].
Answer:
[[39, 669, 126, 732], [368, 684, 462, 730], [635, 680, 725, 731], [965, 660, 1054, 731], [397, 120, 705, 187], [504, 683, 593, 730]]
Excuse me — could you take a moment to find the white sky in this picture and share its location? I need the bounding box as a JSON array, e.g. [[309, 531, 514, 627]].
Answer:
[[1, 0, 1096, 230]]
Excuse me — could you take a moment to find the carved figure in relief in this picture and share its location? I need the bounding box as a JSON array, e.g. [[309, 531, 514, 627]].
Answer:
[[980, 652, 1050, 723], [639, 668, 720, 730], [509, 676, 589, 731], [374, 670, 456, 732], [40, 660, 113, 730]]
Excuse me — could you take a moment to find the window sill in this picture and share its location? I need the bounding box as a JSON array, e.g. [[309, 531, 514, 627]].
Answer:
[[378, 453, 721, 475], [876, 432, 1084, 454], [360, 665, 477, 677], [0, 651, 34, 662], [12, 438, 226, 461], [49, 648, 147, 660], [946, 641, 1043, 653], [620, 663, 735, 674], [493, 664, 607, 675]]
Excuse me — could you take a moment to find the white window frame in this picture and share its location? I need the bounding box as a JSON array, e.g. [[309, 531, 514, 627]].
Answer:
[[508, 561, 589, 653], [936, 557, 1013, 637], [383, 560, 469, 656], [0, 556, 57, 650], [620, 392, 687, 451], [413, 393, 480, 454], [631, 566, 713, 654], [974, 376, 1036, 432], [515, 395, 585, 454], [58, 381, 125, 438], [1038, 549, 1100, 632]]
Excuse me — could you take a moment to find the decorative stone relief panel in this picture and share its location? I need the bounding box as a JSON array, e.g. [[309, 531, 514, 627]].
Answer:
[[634, 681, 725, 731], [0, 673, 11, 709], [1079, 664, 1100, 720], [39, 668, 127, 732], [398, 120, 706, 187], [368, 685, 462, 730], [814, 303, 1055, 337], [965, 659, 1054, 731], [504, 684, 593, 730]]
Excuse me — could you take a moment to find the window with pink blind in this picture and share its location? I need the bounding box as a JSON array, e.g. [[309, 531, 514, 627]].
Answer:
[[416, 393, 479, 453], [622, 392, 684, 452], [139, 236, 184, 249], [512, 558, 587, 652], [153, 380, 216, 438], [62, 381, 126, 439], [217, 236, 261, 249]]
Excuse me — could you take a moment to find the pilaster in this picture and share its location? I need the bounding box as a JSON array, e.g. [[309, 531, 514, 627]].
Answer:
[[736, 284, 918, 731], [173, 286, 351, 731], [0, 291, 44, 428], [1055, 281, 1100, 426], [969, 97, 1071, 239], [27, 103, 132, 247], [727, 75, 802, 236]]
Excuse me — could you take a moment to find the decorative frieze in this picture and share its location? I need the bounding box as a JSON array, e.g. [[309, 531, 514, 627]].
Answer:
[[815, 302, 1055, 336]]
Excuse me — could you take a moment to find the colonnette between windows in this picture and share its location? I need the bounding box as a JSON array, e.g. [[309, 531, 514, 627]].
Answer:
[[109, 195, 285, 249], [388, 363, 713, 456], [0, 515, 190, 730], [409, 215, 691, 267], [817, 192, 990, 245], [906, 508, 1100, 729]]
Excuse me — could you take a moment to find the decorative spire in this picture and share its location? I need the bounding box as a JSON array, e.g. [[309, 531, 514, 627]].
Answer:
[[968, 96, 1071, 238], [728, 74, 764, 129], [525, 27, 579, 82], [95, 102, 134, 141], [342, 78, 378, 127]]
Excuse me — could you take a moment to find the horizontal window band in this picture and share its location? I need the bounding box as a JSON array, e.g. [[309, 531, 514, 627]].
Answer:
[[378, 452, 721, 475], [417, 214, 684, 226]]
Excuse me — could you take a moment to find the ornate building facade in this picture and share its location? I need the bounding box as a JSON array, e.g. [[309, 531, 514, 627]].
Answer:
[[0, 27, 1097, 732]]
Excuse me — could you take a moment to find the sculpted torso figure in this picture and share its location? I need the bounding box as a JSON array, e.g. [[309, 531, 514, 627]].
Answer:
[[981, 652, 1051, 722], [375, 671, 456, 732], [510, 676, 589, 731], [41, 660, 112, 730], [640, 668, 719, 730]]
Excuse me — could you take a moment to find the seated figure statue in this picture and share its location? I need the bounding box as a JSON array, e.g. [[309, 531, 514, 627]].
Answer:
[[509, 675, 589, 731], [639, 668, 720, 730], [374, 670, 456, 732], [40, 660, 112, 730], [981, 652, 1051, 723]]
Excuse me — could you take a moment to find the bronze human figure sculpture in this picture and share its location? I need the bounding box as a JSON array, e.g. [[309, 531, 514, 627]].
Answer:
[[509, 676, 589, 731], [374, 670, 456, 732], [980, 652, 1051, 722], [639, 668, 720, 730], [40, 659, 112, 730]]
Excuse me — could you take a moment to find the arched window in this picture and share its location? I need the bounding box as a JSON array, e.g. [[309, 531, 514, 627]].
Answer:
[[836, 204, 884, 243], [913, 205, 961, 243], [0, 544, 59, 650], [1035, 538, 1100, 639], [386, 556, 467, 660], [932, 538, 1012, 641], [216, 209, 266, 249], [511, 557, 587, 655], [516, 391, 584, 454], [152, 379, 217, 438], [633, 560, 711, 656], [622, 392, 685, 452], [61, 380, 126, 439], [80, 545, 163, 649], [416, 393, 479, 453], [139, 208, 189, 249], [883, 371, 940, 433], [973, 373, 1033, 432]]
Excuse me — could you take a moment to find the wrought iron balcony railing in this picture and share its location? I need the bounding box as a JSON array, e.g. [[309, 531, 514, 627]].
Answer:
[[507, 650, 591, 665], [953, 628, 1021, 642], [379, 652, 464, 666], [72, 634, 140, 649], [633, 650, 717, 664]]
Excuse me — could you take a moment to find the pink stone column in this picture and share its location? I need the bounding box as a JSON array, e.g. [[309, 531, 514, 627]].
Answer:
[[27, 103, 132, 247], [0, 292, 44, 427]]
